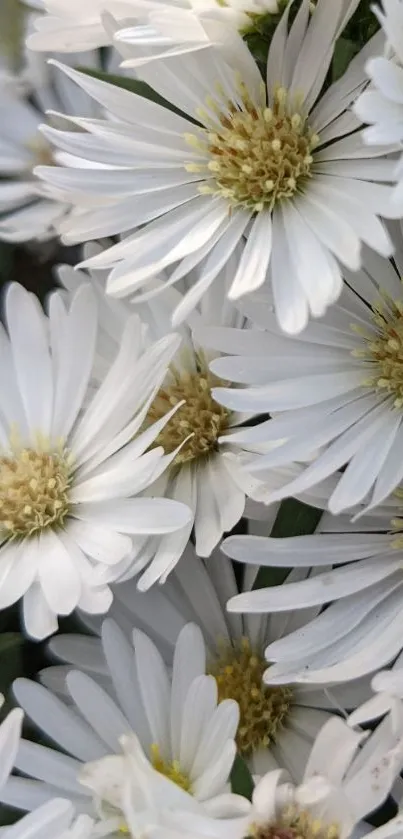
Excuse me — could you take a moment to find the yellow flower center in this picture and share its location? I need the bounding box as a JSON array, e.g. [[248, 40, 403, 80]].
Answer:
[[209, 638, 293, 757], [146, 354, 231, 466], [353, 292, 403, 408], [248, 806, 340, 839], [185, 86, 319, 211], [150, 744, 192, 792], [0, 447, 72, 539]]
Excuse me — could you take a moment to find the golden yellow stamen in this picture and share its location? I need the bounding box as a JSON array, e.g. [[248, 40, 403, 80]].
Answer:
[[247, 805, 340, 839], [150, 744, 192, 792], [146, 352, 231, 466], [209, 638, 293, 757], [357, 290, 403, 409], [186, 87, 319, 211], [0, 447, 72, 538]]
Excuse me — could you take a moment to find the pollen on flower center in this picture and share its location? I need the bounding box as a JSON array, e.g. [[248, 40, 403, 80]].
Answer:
[[150, 744, 192, 792], [355, 294, 403, 408], [186, 87, 320, 211], [247, 805, 340, 839], [0, 447, 72, 539], [146, 353, 231, 465], [209, 638, 293, 757]]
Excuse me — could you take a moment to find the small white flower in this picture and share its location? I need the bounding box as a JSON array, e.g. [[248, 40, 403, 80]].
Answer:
[[6, 623, 240, 819], [26, 0, 282, 53], [26, 0, 144, 51], [243, 716, 403, 839], [222, 484, 403, 684], [143, 712, 403, 839], [35, 0, 398, 334], [0, 282, 190, 639], [355, 0, 403, 207], [39, 543, 371, 783], [199, 222, 403, 514], [91, 732, 251, 839], [0, 39, 101, 243], [0, 0, 103, 242], [58, 251, 281, 586], [114, 0, 283, 69], [0, 92, 70, 242]]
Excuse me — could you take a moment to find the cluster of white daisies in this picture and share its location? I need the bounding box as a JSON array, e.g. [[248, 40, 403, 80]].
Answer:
[[2, 1, 403, 839]]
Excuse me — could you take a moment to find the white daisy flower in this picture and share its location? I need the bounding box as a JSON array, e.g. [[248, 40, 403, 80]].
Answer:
[[3, 622, 240, 821], [0, 91, 72, 242], [3, 742, 247, 839], [36, 543, 371, 783], [90, 730, 251, 838], [2, 773, 234, 839], [0, 695, 23, 790], [222, 483, 403, 685], [26, 0, 282, 53], [34, 0, 397, 334], [0, 281, 190, 640], [2, 800, 97, 839], [114, 0, 284, 70], [198, 221, 403, 514], [145, 713, 403, 839], [26, 0, 161, 52], [354, 0, 403, 207], [0, 2, 101, 245], [57, 248, 282, 586]]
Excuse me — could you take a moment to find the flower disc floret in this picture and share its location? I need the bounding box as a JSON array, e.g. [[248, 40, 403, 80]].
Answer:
[[147, 354, 231, 465], [248, 806, 340, 839], [187, 87, 320, 211], [357, 292, 403, 408], [210, 638, 293, 757], [0, 446, 72, 539], [150, 744, 192, 792]]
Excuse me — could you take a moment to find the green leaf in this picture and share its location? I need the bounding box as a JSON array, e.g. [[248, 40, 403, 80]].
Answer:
[[341, 0, 380, 48], [0, 632, 22, 655], [0, 803, 22, 827], [230, 754, 254, 800], [270, 498, 323, 539], [331, 37, 358, 82], [253, 498, 323, 590], [76, 66, 197, 123], [0, 241, 14, 283], [0, 633, 23, 714]]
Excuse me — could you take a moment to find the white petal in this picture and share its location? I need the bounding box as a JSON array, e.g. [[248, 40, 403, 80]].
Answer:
[[6, 284, 53, 437], [38, 530, 82, 615], [13, 679, 106, 762], [0, 709, 23, 788]]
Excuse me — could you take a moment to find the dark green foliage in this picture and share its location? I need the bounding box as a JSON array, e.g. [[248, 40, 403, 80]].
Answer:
[[252, 498, 323, 590], [230, 753, 255, 799]]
